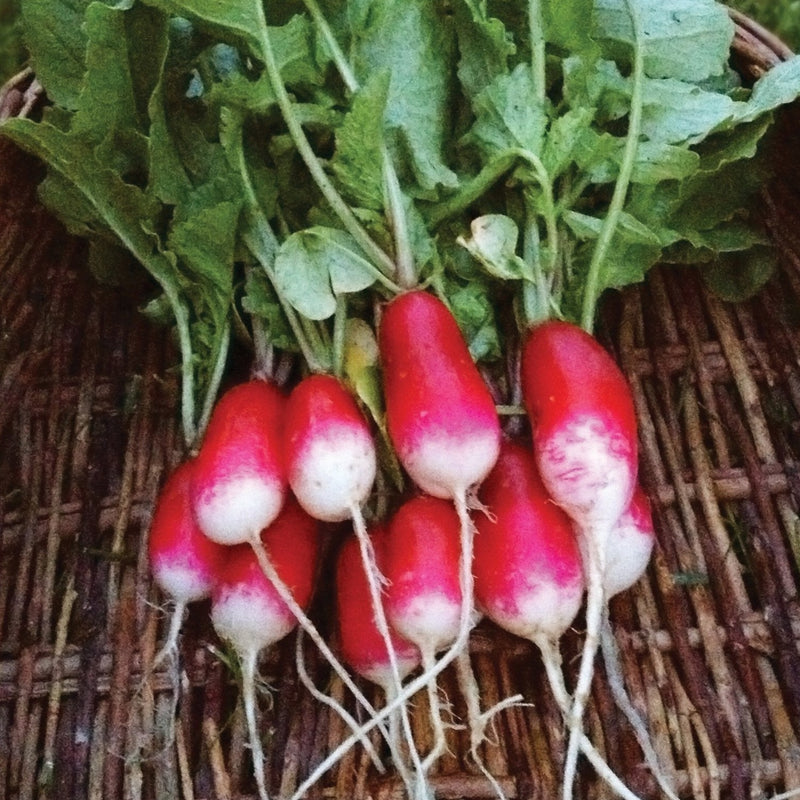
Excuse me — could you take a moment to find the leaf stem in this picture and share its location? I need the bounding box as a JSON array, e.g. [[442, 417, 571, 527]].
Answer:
[[579, 0, 645, 332], [195, 323, 231, 446], [522, 198, 549, 324], [233, 121, 331, 374], [426, 150, 520, 228], [332, 296, 347, 379], [382, 149, 417, 288], [161, 284, 197, 447], [302, 0, 416, 289], [301, 315, 331, 369], [528, 0, 547, 105], [255, 6, 396, 279], [302, 0, 359, 93]]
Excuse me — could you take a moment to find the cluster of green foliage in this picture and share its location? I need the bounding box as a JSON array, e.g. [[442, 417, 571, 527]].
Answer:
[[2, 0, 800, 449]]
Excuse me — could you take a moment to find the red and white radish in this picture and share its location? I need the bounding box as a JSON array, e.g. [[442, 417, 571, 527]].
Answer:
[[211, 496, 319, 800], [283, 373, 376, 523], [521, 319, 638, 799], [148, 459, 226, 670], [473, 436, 583, 733], [384, 495, 467, 772], [474, 439, 642, 799], [281, 371, 423, 772], [289, 527, 420, 800], [521, 320, 638, 533], [337, 526, 421, 686], [379, 290, 501, 501], [474, 439, 585, 645], [192, 379, 287, 546], [378, 290, 500, 725], [384, 496, 465, 660]]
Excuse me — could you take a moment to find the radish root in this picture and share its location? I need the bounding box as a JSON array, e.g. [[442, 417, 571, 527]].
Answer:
[[289, 489, 478, 799], [455, 648, 523, 800], [150, 599, 187, 673], [419, 648, 448, 774], [562, 531, 607, 800], [600, 613, 679, 800], [241, 648, 270, 800], [350, 501, 426, 795], [128, 599, 186, 762], [247, 534, 392, 740], [535, 636, 643, 800], [294, 630, 385, 773]]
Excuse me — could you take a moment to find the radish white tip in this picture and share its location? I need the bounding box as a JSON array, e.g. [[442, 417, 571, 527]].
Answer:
[[401, 431, 500, 500], [391, 594, 463, 657], [195, 476, 284, 545], [485, 579, 584, 644], [290, 431, 377, 522], [151, 562, 215, 605], [211, 590, 295, 657]]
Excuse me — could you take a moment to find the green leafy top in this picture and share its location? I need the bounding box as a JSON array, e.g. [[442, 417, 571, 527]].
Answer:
[[4, 0, 800, 447]]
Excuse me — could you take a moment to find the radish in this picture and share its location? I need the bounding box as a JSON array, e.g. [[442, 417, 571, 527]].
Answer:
[[281, 371, 425, 779], [474, 439, 585, 645], [384, 495, 467, 776], [384, 496, 464, 660], [378, 289, 500, 698], [474, 438, 644, 799], [211, 496, 319, 800], [379, 290, 501, 501], [147, 459, 227, 669], [192, 379, 287, 545], [192, 378, 382, 731], [283, 373, 377, 523], [337, 526, 421, 689], [289, 527, 420, 800], [288, 527, 422, 800], [521, 319, 638, 799]]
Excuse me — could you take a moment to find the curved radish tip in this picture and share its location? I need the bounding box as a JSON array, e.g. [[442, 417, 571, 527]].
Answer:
[[148, 459, 226, 604]]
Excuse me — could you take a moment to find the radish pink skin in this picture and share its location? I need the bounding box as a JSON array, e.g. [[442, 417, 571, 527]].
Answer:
[[336, 527, 421, 687], [474, 439, 585, 642], [521, 320, 638, 532], [192, 380, 287, 546], [149, 460, 227, 604], [384, 495, 465, 655], [604, 486, 655, 598], [211, 497, 319, 656], [379, 291, 501, 498], [284, 374, 377, 523]]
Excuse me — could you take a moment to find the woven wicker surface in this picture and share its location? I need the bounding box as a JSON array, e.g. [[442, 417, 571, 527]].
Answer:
[[2, 13, 800, 800]]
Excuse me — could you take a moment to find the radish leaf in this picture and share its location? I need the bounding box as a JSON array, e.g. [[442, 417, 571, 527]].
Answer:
[[274, 228, 377, 320], [593, 0, 734, 81]]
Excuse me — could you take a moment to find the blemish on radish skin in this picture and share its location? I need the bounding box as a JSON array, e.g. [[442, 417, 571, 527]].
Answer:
[[537, 418, 635, 523]]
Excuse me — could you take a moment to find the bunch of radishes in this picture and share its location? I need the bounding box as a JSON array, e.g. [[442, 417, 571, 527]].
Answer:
[[147, 288, 662, 800]]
